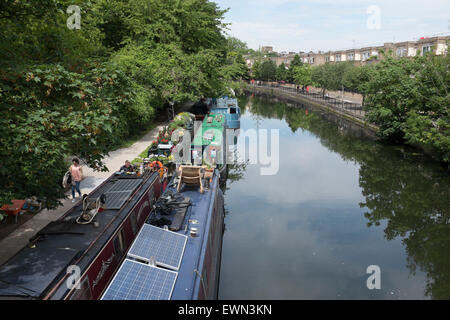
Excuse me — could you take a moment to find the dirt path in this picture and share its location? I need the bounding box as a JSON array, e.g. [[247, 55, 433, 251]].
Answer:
[[0, 124, 164, 265]]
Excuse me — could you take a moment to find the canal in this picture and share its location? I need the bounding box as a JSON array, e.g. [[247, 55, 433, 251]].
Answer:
[[218, 93, 450, 300]]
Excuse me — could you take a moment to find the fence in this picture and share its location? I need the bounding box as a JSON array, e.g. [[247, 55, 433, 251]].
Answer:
[[247, 82, 366, 119]]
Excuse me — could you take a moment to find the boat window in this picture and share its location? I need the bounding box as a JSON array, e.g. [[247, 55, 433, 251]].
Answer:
[[230, 108, 237, 114], [130, 212, 138, 235], [69, 276, 92, 300], [113, 230, 126, 259]]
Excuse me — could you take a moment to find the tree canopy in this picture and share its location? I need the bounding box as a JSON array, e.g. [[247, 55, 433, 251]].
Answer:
[[0, 0, 244, 207]]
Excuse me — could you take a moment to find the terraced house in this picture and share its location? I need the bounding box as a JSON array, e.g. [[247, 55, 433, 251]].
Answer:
[[258, 35, 449, 69], [302, 36, 449, 66]]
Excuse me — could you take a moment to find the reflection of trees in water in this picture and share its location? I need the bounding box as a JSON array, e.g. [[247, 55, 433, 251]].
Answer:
[[226, 160, 249, 188], [237, 95, 250, 116], [359, 153, 450, 299], [248, 92, 450, 299]]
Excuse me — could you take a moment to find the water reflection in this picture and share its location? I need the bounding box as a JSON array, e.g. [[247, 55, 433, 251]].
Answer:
[[219, 93, 449, 300]]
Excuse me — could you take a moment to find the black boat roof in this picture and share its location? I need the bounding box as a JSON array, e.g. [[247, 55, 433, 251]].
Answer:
[[0, 172, 159, 299]]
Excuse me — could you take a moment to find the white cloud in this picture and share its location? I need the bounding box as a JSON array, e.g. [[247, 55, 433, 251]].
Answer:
[[216, 0, 450, 52]]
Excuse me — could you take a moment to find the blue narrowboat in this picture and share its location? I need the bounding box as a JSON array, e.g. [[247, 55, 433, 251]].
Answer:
[[211, 97, 241, 129], [100, 169, 225, 300]]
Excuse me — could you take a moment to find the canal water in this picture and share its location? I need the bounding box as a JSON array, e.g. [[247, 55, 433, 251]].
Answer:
[[218, 93, 450, 300]]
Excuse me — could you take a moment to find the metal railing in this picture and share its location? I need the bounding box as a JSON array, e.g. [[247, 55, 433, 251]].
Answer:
[[246, 81, 365, 119]]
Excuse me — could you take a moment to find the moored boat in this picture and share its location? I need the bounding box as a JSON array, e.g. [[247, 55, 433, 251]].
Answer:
[[191, 113, 228, 177], [211, 97, 241, 129], [101, 168, 225, 300], [0, 170, 164, 300]]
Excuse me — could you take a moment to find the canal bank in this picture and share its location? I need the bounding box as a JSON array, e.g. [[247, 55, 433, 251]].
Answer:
[[242, 84, 379, 133]]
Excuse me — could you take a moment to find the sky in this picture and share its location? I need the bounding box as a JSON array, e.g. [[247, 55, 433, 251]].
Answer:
[[214, 0, 450, 53]]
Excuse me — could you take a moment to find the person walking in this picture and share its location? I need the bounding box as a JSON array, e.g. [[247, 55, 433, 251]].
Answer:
[[70, 158, 83, 203]]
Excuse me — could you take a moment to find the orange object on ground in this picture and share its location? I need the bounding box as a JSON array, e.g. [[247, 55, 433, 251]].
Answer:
[[1, 200, 26, 223]]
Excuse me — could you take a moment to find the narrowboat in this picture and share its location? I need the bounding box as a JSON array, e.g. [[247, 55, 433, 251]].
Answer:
[[211, 97, 241, 129], [101, 168, 225, 300], [191, 113, 228, 177], [0, 170, 164, 300]]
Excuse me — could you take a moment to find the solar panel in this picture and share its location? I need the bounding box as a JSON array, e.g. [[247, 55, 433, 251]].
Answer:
[[105, 191, 132, 209], [105, 179, 143, 209], [128, 224, 188, 271], [108, 179, 143, 193], [101, 259, 177, 300]]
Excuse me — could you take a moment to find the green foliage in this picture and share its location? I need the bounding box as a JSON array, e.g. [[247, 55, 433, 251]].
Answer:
[[306, 52, 449, 163], [402, 53, 450, 162], [222, 51, 250, 81], [0, 63, 129, 207], [364, 55, 420, 141], [256, 60, 277, 81], [252, 59, 262, 79], [364, 52, 449, 162], [343, 64, 373, 95], [276, 63, 289, 82], [288, 54, 303, 82], [292, 64, 312, 87], [311, 62, 354, 94], [0, 0, 233, 207], [225, 37, 250, 55]]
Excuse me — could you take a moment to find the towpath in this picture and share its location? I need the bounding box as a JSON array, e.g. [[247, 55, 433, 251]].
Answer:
[[0, 124, 164, 265]]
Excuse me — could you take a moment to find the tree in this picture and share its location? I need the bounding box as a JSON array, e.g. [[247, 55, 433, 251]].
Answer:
[[403, 52, 450, 163], [292, 64, 312, 87], [311, 63, 335, 96], [276, 63, 289, 82], [364, 54, 421, 142], [225, 37, 249, 55], [343, 64, 373, 106], [288, 54, 303, 82], [0, 0, 234, 207], [252, 59, 262, 79], [258, 60, 277, 81], [311, 62, 353, 96]]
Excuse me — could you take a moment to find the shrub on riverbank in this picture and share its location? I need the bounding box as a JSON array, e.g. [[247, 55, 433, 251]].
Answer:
[[364, 52, 449, 163]]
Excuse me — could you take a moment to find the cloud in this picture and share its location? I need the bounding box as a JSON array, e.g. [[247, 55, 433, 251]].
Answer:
[[215, 0, 450, 52]]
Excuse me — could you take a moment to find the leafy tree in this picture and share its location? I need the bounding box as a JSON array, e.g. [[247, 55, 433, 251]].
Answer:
[[343, 64, 373, 106], [0, 0, 234, 207], [364, 54, 421, 142], [311, 63, 336, 96], [288, 54, 303, 82], [258, 60, 277, 81], [311, 62, 355, 95], [276, 63, 289, 82], [225, 37, 249, 55], [292, 64, 312, 87], [0, 63, 132, 207], [403, 52, 450, 162], [252, 59, 262, 79], [222, 51, 250, 81]]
